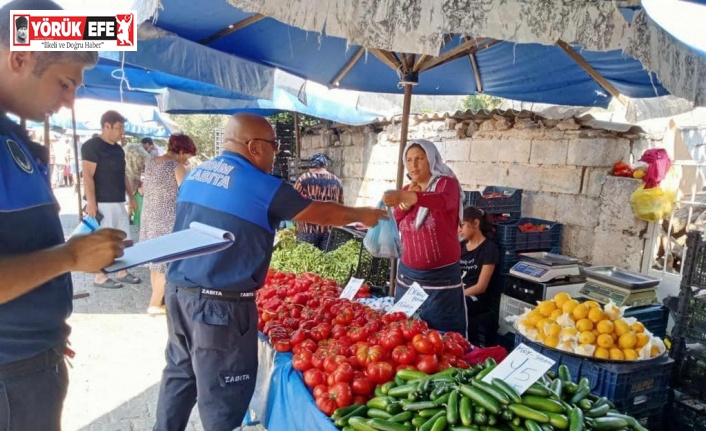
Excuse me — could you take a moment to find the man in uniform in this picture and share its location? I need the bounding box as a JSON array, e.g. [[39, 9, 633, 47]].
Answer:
[[154, 113, 387, 431], [0, 1, 127, 430]]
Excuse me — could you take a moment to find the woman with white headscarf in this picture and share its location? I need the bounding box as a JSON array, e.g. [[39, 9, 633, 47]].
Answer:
[[382, 140, 467, 337]]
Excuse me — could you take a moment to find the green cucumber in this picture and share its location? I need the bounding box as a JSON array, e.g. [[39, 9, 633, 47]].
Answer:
[[431, 416, 448, 431], [577, 399, 593, 411], [447, 390, 459, 425], [525, 419, 543, 431], [403, 401, 437, 411], [546, 413, 569, 430], [388, 384, 418, 398], [521, 396, 565, 414], [471, 379, 511, 405], [412, 416, 427, 428], [557, 365, 571, 383], [334, 404, 364, 419], [485, 357, 497, 368], [474, 366, 495, 381], [458, 384, 501, 415], [563, 382, 578, 395], [335, 405, 369, 427], [525, 383, 553, 397], [375, 386, 386, 397], [396, 369, 428, 381], [577, 377, 590, 390], [419, 408, 445, 418], [473, 412, 488, 426], [570, 387, 591, 405], [460, 396, 473, 426], [491, 378, 522, 403], [420, 411, 446, 431], [507, 404, 549, 424], [349, 416, 378, 431], [433, 392, 451, 407], [569, 406, 584, 431], [386, 402, 403, 415], [367, 418, 413, 431], [394, 375, 406, 387], [451, 427, 481, 431], [367, 397, 394, 411], [367, 409, 392, 420], [550, 378, 563, 399], [381, 381, 397, 395], [591, 417, 629, 431], [388, 411, 412, 423], [585, 404, 610, 418], [605, 412, 648, 431]]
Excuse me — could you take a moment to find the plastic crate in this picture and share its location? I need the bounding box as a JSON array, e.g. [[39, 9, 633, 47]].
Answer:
[[624, 304, 670, 339], [356, 247, 390, 291], [686, 294, 706, 333], [671, 396, 706, 431], [515, 335, 673, 411], [463, 186, 523, 213], [675, 345, 706, 399], [498, 294, 534, 335], [324, 226, 365, 252], [682, 230, 706, 290], [496, 217, 563, 251], [497, 246, 561, 275], [628, 405, 665, 431], [489, 211, 521, 224]]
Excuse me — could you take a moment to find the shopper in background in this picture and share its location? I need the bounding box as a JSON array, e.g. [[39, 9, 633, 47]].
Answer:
[[459, 206, 501, 346], [382, 139, 467, 336], [293, 152, 344, 250], [139, 133, 197, 316]]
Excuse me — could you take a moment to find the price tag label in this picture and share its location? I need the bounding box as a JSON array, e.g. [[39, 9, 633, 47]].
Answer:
[[340, 277, 365, 300], [387, 282, 428, 317], [482, 343, 555, 394]]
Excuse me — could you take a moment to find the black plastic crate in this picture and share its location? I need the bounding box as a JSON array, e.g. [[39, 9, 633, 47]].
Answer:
[[628, 404, 665, 431], [463, 186, 523, 213], [325, 226, 365, 252], [496, 217, 563, 252], [516, 335, 673, 412], [675, 345, 706, 399], [682, 230, 706, 290], [624, 304, 670, 339], [356, 247, 390, 291], [671, 396, 706, 431]]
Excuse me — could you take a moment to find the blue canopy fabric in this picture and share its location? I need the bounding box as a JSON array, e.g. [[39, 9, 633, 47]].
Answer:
[[135, 0, 669, 108]]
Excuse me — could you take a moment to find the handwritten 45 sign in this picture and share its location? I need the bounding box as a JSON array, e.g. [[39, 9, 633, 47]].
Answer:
[[482, 343, 555, 394]]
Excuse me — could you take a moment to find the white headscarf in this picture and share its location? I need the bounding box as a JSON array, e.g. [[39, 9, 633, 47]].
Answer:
[[404, 139, 464, 229]]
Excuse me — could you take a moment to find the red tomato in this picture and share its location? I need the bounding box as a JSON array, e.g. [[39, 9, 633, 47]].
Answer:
[[350, 375, 373, 395], [310, 323, 332, 341], [364, 319, 384, 333], [412, 334, 435, 354], [427, 330, 444, 355], [352, 395, 367, 405], [379, 327, 405, 351], [299, 320, 317, 331], [273, 340, 292, 352], [315, 395, 337, 416], [329, 381, 353, 408], [443, 340, 464, 358], [401, 319, 426, 341], [292, 350, 313, 371], [415, 354, 439, 374], [396, 364, 417, 372], [355, 345, 388, 367], [331, 363, 354, 383], [323, 355, 349, 374], [382, 312, 407, 325], [303, 368, 325, 388], [331, 324, 348, 339], [313, 384, 328, 399], [347, 326, 370, 343], [391, 344, 418, 365], [365, 361, 395, 384], [297, 339, 317, 354], [289, 329, 310, 346]]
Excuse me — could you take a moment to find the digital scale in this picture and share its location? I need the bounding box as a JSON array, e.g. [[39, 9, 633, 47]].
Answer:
[[510, 252, 582, 283], [579, 266, 660, 307]]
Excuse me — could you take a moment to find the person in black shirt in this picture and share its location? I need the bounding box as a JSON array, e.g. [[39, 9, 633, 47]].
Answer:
[[459, 206, 500, 346]]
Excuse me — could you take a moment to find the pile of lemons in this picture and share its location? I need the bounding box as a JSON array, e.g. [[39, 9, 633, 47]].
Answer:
[[516, 292, 664, 361]]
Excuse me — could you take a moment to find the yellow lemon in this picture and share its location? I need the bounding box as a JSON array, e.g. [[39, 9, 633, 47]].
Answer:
[[562, 299, 579, 314], [623, 349, 638, 360], [560, 327, 578, 340], [537, 300, 557, 317], [584, 300, 601, 310], [597, 333, 614, 349], [597, 320, 615, 335], [536, 318, 551, 331], [631, 322, 646, 334], [553, 292, 572, 308], [525, 311, 543, 327], [550, 309, 564, 320], [572, 304, 590, 320], [545, 336, 560, 348], [536, 332, 547, 342], [618, 332, 637, 349], [611, 332, 619, 342], [579, 331, 596, 345], [614, 319, 630, 336], [576, 318, 594, 332], [594, 347, 610, 359], [546, 323, 562, 338], [651, 345, 661, 358], [635, 333, 650, 348], [588, 308, 605, 324], [609, 348, 625, 361]]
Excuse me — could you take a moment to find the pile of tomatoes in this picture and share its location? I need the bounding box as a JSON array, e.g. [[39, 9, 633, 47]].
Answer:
[[256, 270, 472, 416]]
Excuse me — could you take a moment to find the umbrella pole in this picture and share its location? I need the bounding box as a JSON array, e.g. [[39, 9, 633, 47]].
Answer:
[[71, 107, 83, 222], [389, 84, 414, 298]]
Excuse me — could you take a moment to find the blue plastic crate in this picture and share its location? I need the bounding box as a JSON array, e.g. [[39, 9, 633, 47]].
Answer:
[[515, 335, 673, 411], [489, 211, 521, 224], [463, 186, 523, 213], [497, 217, 563, 251], [624, 304, 669, 339], [497, 246, 560, 274]]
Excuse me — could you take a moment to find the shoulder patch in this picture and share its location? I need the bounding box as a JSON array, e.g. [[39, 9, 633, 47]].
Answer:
[[6, 139, 33, 174]]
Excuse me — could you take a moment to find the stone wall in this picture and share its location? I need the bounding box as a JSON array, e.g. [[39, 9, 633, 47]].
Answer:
[[300, 115, 660, 270]]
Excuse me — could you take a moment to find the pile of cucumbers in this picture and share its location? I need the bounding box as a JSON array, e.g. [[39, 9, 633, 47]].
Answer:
[[330, 359, 648, 431]]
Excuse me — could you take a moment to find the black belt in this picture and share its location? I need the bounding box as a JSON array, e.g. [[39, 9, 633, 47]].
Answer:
[[177, 286, 255, 302], [0, 345, 65, 380]]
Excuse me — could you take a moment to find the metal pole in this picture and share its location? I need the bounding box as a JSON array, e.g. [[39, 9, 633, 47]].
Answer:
[[389, 84, 414, 297], [294, 112, 301, 162], [71, 107, 83, 222]]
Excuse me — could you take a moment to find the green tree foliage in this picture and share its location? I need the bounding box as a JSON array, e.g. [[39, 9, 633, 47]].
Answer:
[[462, 94, 503, 112], [170, 114, 228, 159]]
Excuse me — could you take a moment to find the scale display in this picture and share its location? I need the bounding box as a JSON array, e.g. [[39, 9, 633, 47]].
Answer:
[[510, 261, 580, 283], [580, 280, 657, 307], [511, 262, 549, 279]]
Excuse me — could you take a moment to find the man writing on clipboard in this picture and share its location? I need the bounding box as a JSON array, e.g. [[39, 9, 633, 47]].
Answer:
[[0, 1, 126, 430], [153, 113, 387, 431]]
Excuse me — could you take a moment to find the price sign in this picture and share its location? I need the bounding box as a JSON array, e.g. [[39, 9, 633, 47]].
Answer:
[[340, 277, 365, 300], [387, 282, 428, 317], [482, 343, 555, 394]]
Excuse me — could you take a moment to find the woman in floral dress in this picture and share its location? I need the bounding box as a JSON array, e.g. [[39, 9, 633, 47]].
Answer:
[[139, 134, 197, 315]]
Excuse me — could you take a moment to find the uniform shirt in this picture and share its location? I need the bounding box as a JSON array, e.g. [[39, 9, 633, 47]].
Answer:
[[293, 170, 343, 234], [393, 176, 461, 270], [460, 238, 500, 308], [0, 114, 72, 363], [167, 152, 311, 292], [81, 136, 127, 203]]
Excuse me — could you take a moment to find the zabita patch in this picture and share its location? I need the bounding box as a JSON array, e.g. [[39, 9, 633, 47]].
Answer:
[[6, 139, 33, 174]]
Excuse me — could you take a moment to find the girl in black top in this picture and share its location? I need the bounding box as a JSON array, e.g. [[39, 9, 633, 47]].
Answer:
[[459, 206, 500, 346]]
